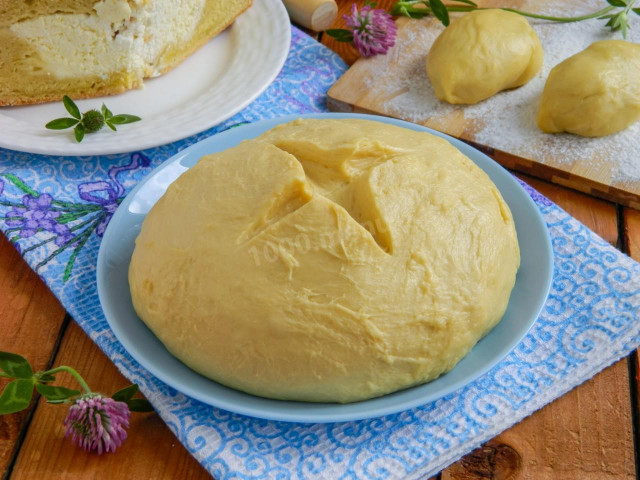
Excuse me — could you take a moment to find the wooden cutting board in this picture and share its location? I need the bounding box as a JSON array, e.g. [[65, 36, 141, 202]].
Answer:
[[327, 1, 640, 209]]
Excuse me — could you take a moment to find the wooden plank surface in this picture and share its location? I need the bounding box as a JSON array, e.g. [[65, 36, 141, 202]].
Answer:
[[442, 175, 635, 479], [323, 1, 640, 209], [623, 207, 640, 466], [9, 321, 211, 480], [0, 233, 67, 476], [443, 359, 635, 480]]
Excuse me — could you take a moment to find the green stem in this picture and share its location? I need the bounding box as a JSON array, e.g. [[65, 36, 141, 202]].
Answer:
[[499, 5, 615, 22], [394, 1, 617, 22], [52, 200, 103, 212], [41, 366, 92, 394], [0, 201, 98, 213], [62, 224, 94, 282], [56, 210, 95, 225], [21, 234, 59, 255], [67, 213, 103, 233], [443, 5, 476, 12], [0, 174, 39, 197], [49, 205, 101, 213]]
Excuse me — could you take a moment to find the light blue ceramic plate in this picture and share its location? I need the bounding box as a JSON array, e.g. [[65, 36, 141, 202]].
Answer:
[[97, 113, 553, 423]]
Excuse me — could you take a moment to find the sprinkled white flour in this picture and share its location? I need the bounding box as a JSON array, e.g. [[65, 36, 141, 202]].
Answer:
[[358, 0, 640, 186]]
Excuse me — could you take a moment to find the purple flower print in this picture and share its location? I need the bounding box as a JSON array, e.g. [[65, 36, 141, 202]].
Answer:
[[77, 152, 151, 237], [77, 182, 119, 237], [52, 224, 74, 246], [5, 194, 74, 246], [0, 152, 151, 282]]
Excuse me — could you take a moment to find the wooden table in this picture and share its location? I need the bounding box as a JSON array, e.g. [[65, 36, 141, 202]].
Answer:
[[1, 3, 639, 478]]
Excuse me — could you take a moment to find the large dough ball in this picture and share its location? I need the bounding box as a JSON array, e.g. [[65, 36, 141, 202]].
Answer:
[[426, 9, 543, 104], [129, 119, 520, 403], [537, 40, 640, 137]]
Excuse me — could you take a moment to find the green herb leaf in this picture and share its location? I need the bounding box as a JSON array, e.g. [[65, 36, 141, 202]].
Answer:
[[611, 13, 623, 29], [429, 0, 450, 26], [112, 384, 138, 402], [46, 98, 141, 140], [620, 17, 629, 37], [74, 123, 85, 143], [101, 103, 113, 120], [0, 352, 33, 379], [108, 114, 142, 125], [0, 378, 35, 414], [393, 3, 431, 19], [126, 398, 154, 413], [391, 4, 407, 16], [326, 29, 355, 43], [62, 95, 81, 120], [633, 7, 640, 15], [45, 118, 79, 130], [37, 373, 56, 384], [606, 0, 627, 6], [36, 384, 80, 402]]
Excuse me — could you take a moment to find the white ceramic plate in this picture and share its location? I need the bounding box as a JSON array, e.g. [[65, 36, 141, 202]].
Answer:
[[97, 113, 554, 423], [0, 0, 290, 156]]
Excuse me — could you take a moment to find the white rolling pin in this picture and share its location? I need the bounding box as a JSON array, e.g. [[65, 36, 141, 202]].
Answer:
[[282, 0, 338, 31]]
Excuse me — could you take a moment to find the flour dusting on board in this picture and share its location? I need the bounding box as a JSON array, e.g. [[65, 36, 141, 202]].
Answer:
[[363, 0, 640, 185]]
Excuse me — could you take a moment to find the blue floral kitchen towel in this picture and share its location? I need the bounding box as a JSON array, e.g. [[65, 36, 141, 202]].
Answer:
[[2, 26, 640, 479]]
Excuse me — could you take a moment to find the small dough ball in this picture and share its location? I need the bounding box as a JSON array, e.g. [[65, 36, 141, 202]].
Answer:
[[129, 119, 520, 404], [537, 40, 640, 137], [426, 9, 543, 104]]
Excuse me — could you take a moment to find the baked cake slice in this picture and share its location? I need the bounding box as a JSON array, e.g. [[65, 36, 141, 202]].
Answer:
[[0, 0, 252, 106]]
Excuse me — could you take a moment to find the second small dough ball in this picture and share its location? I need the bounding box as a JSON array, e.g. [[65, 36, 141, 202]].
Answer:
[[426, 9, 543, 105], [537, 40, 640, 137]]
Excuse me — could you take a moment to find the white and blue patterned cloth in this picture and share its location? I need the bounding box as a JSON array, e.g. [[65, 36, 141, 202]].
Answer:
[[1, 27, 640, 479]]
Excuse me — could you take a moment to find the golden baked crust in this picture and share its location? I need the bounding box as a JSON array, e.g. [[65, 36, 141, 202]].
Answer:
[[0, 1, 100, 26], [154, 0, 253, 76], [0, 0, 252, 106]]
